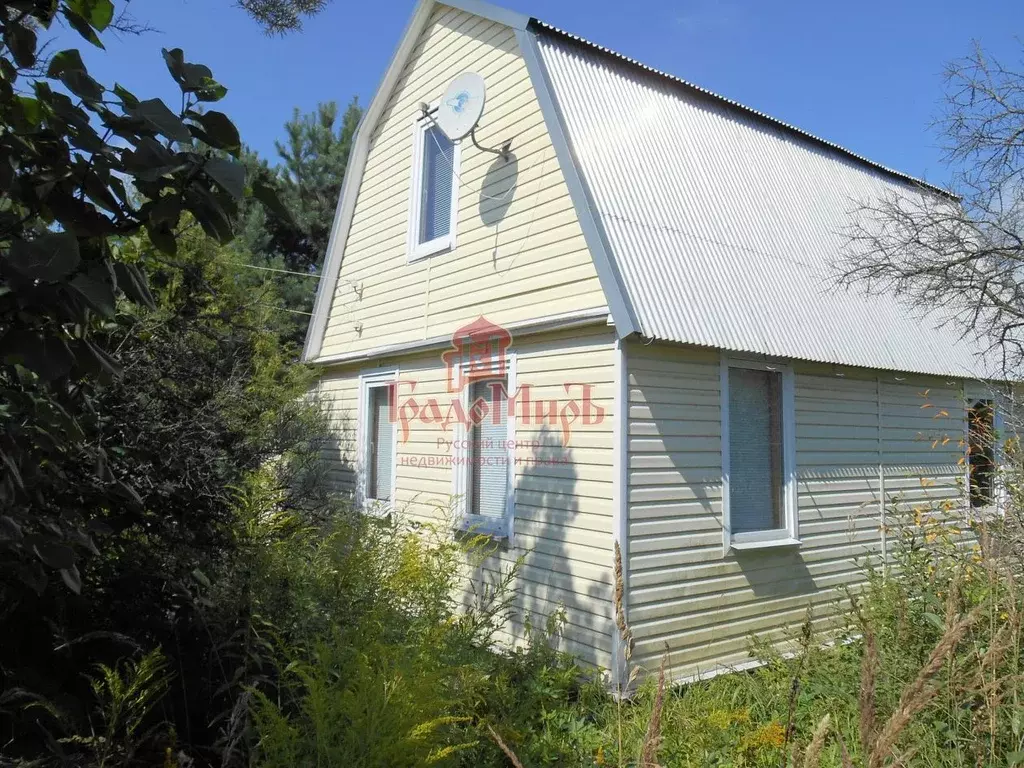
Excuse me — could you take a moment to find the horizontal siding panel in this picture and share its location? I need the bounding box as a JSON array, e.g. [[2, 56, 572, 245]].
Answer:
[[320, 6, 605, 360]]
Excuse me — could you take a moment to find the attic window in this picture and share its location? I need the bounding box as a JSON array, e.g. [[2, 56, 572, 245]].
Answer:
[[408, 110, 460, 261]]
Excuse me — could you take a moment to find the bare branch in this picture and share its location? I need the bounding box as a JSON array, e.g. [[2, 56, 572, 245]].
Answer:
[[840, 41, 1024, 376]]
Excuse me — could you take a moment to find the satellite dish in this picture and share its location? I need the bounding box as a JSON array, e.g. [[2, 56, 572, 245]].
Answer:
[[436, 72, 486, 141]]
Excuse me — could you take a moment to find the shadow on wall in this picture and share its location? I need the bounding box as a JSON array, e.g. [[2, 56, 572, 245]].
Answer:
[[732, 547, 814, 600], [473, 424, 612, 664], [478, 151, 518, 228], [308, 388, 358, 500]]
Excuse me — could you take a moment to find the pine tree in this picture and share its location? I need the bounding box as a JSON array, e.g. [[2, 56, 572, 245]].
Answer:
[[237, 99, 362, 348]]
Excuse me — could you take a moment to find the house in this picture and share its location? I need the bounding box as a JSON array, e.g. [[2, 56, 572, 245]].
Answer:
[[302, 0, 1005, 685]]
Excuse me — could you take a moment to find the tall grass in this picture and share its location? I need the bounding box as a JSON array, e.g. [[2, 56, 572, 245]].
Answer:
[[22, 471, 1024, 767]]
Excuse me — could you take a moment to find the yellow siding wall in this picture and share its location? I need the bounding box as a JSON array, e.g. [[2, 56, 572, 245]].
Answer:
[[318, 5, 606, 359], [625, 341, 966, 680], [316, 325, 618, 669]]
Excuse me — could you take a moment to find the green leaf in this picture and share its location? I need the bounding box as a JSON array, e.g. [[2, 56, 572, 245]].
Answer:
[[82, 169, 121, 213], [923, 612, 945, 633], [1, 331, 74, 381], [16, 96, 43, 128], [7, 232, 81, 281], [162, 48, 225, 100], [145, 221, 177, 256], [253, 177, 296, 225], [161, 47, 186, 83], [113, 262, 155, 309], [132, 98, 191, 143], [0, 515, 23, 542], [60, 9, 104, 48], [15, 562, 47, 596], [67, 0, 114, 31], [112, 82, 139, 108], [60, 565, 82, 594], [121, 137, 181, 181], [181, 62, 213, 90], [70, 270, 116, 317], [1007, 751, 1024, 766], [191, 568, 211, 589], [193, 110, 240, 155], [47, 49, 103, 101], [33, 542, 75, 570], [185, 188, 234, 243], [63, 68, 104, 101], [4, 19, 37, 68], [193, 78, 227, 103], [47, 49, 87, 79], [74, 338, 121, 378], [205, 157, 245, 199], [147, 195, 183, 228]]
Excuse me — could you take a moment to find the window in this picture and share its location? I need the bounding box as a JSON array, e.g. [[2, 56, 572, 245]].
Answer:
[[359, 372, 397, 509], [408, 111, 460, 261], [721, 358, 798, 550], [451, 354, 516, 540], [469, 379, 508, 519], [968, 399, 995, 508], [367, 386, 394, 502]]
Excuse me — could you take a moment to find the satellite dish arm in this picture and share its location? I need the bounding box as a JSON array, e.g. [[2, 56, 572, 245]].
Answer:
[[419, 102, 512, 162], [471, 126, 512, 162]]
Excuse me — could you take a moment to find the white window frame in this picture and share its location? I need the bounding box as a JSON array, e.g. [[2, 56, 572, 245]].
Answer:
[[451, 351, 517, 542], [720, 355, 799, 552], [407, 103, 460, 262], [357, 367, 399, 515]]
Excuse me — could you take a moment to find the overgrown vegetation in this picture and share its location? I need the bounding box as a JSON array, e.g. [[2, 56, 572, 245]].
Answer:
[[3, 1, 1024, 766]]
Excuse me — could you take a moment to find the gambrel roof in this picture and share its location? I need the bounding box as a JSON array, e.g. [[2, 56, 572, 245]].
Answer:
[[305, 0, 996, 380]]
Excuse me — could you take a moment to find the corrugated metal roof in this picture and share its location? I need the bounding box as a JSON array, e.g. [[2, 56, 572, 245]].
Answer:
[[534, 30, 995, 379], [533, 21, 952, 200]]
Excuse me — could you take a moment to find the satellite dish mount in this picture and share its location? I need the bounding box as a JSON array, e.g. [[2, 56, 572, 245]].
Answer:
[[425, 72, 512, 161]]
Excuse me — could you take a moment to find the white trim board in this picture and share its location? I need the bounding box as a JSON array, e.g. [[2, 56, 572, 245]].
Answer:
[[309, 307, 611, 367], [515, 26, 639, 337], [610, 335, 629, 690]]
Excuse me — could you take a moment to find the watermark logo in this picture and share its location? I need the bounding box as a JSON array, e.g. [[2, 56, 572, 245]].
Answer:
[[389, 316, 605, 449], [441, 316, 512, 394]]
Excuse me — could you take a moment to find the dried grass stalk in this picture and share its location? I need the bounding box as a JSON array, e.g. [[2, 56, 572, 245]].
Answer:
[[486, 723, 525, 768], [802, 714, 831, 768], [867, 606, 981, 768], [835, 728, 855, 768], [638, 654, 667, 767], [858, 625, 879, 758], [613, 541, 634, 662]]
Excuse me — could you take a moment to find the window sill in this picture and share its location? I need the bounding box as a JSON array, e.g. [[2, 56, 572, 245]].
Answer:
[[362, 499, 394, 518], [408, 236, 454, 262], [454, 515, 510, 541], [729, 537, 801, 552]]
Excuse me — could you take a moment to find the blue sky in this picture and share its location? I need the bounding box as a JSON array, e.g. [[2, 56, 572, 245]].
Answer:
[[55, 0, 1023, 186]]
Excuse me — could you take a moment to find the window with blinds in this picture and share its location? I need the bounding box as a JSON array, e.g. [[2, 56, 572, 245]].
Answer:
[[469, 379, 508, 519], [728, 367, 785, 533], [367, 386, 394, 502], [418, 124, 454, 244]]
